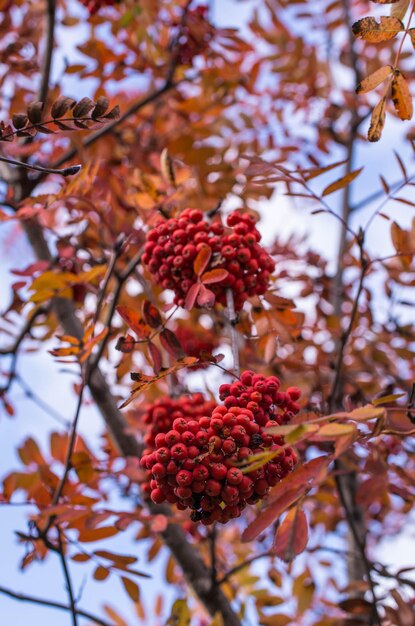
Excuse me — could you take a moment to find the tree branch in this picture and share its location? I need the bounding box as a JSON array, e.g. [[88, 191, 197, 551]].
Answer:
[[0, 585, 112, 626], [38, 0, 56, 108], [57, 529, 78, 626], [0, 155, 81, 177], [226, 289, 240, 376]]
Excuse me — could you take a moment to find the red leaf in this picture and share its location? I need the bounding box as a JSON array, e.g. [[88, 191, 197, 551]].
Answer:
[[193, 246, 212, 276], [159, 329, 185, 359], [242, 456, 329, 542], [184, 283, 201, 310], [11, 261, 50, 276], [241, 487, 302, 543], [116, 305, 151, 339], [142, 300, 162, 328], [201, 268, 229, 284], [148, 341, 162, 374], [272, 506, 308, 562], [115, 334, 136, 353], [197, 284, 216, 308]]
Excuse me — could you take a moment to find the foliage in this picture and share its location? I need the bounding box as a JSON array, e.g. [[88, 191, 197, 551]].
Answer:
[[0, 1, 414, 626]]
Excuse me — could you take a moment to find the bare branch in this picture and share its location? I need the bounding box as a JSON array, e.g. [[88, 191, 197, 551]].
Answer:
[[57, 529, 78, 626], [0, 585, 112, 626], [0, 155, 81, 177], [226, 289, 240, 376]]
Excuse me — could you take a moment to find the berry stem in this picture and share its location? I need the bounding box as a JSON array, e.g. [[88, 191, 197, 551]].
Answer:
[[226, 288, 240, 375]]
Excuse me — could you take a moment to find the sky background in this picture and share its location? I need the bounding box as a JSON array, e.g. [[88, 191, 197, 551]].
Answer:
[[1, 0, 414, 624]]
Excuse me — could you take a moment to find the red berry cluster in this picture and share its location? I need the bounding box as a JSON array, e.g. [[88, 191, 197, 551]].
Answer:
[[80, 0, 119, 14], [140, 393, 216, 450], [219, 370, 301, 427], [142, 209, 275, 311], [140, 373, 300, 525]]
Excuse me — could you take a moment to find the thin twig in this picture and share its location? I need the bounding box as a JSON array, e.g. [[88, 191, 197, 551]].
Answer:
[[0, 155, 81, 177], [57, 529, 78, 626], [209, 524, 218, 585], [0, 585, 112, 626], [38, 0, 56, 108], [226, 289, 240, 375], [51, 386, 85, 506], [218, 551, 272, 585]]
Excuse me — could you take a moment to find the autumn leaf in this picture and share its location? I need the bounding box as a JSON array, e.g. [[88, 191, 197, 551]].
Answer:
[[121, 577, 140, 602], [200, 268, 229, 284], [352, 16, 404, 43], [197, 284, 216, 308], [356, 65, 393, 94], [368, 97, 387, 141], [166, 599, 190, 626], [142, 300, 162, 328], [391, 0, 410, 20], [272, 506, 309, 562], [116, 305, 151, 339], [193, 246, 212, 276], [184, 283, 201, 310], [322, 168, 363, 196], [119, 357, 198, 408], [391, 70, 413, 121], [159, 329, 185, 359], [242, 456, 330, 542]]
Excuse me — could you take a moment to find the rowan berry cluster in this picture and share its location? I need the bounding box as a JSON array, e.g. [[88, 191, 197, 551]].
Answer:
[[140, 372, 300, 525], [219, 370, 301, 427], [80, 0, 119, 14], [140, 393, 216, 450], [142, 209, 275, 311]]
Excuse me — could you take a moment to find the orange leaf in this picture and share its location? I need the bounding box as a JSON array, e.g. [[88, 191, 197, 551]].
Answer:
[[356, 65, 393, 94], [116, 305, 151, 339], [352, 16, 403, 42], [77, 526, 119, 542], [391, 70, 413, 121], [201, 268, 229, 284], [368, 96, 387, 142], [322, 168, 363, 196], [272, 506, 308, 562], [121, 577, 140, 603], [119, 357, 198, 408], [94, 566, 110, 581], [193, 246, 212, 276]]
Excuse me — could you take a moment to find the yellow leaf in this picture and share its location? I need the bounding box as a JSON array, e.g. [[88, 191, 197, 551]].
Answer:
[[372, 393, 406, 406], [347, 404, 386, 421], [318, 423, 356, 438], [391, 0, 410, 20], [391, 70, 413, 120], [356, 65, 393, 94], [368, 97, 386, 142], [352, 16, 404, 42], [166, 599, 190, 626], [322, 167, 363, 196]]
